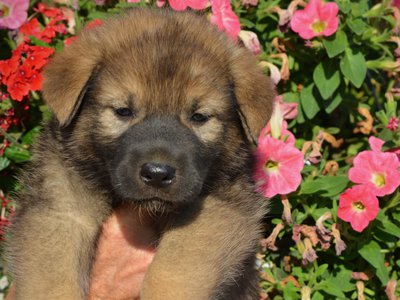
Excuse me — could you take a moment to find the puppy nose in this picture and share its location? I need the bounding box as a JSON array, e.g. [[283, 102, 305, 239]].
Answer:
[[140, 163, 176, 188]]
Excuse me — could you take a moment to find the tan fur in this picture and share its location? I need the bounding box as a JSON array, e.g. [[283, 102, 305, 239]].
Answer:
[[6, 8, 275, 300]]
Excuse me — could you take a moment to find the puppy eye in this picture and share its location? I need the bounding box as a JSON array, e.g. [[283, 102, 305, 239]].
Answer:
[[190, 113, 210, 124], [114, 107, 133, 117]]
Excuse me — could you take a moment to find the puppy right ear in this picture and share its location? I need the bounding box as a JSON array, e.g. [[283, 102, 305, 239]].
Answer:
[[42, 35, 101, 127]]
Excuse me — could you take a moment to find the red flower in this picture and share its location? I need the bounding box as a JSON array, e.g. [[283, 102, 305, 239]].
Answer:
[[25, 46, 54, 69], [34, 3, 65, 21], [0, 42, 53, 101], [6, 76, 30, 101], [20, 4, 68, 43], [86, 19, 103, 29], [338, 185, 380, 232], [19, 18, 43, 41]]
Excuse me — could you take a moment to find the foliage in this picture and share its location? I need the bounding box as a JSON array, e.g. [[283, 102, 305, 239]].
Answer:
[[0, 0, 399, 299]]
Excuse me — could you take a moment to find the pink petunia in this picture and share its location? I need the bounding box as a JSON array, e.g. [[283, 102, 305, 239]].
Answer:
[[348, 136, 400, 197], [210, 0, 240, 39], [338, 185, 380, 232], [0, 0, 29, 30], [168, 0, 208, 11], [254, 135, 304, 198], [290, 0, 339, 40]]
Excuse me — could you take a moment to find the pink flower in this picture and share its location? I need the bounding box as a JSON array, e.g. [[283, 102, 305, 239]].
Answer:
[[254, 135, 304, 198], [239, 30, 261, 55], [290, 0, 339, 40], [0, 0, 29, 30], [169, 0, 208, 11], [348, 137, 400, 197], [387, 116, 399, 132], [210, 0, 241, 39], [337, 185, 380, 232], [276, 95, 298, 120]]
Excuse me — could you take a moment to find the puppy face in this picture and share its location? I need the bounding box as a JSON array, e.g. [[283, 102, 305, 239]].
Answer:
[[43, 9, 275, 210]]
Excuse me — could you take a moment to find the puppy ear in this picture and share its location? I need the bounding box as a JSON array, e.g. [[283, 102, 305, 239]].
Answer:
[[42, 34, 101, 127], [230, 48, 276, 144]]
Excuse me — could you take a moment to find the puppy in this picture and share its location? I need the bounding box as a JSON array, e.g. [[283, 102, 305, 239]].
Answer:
[[6, 8, 274, 299]]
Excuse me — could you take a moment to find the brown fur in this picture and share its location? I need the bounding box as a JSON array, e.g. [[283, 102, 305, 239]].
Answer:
[[6, 8, 274, 300]]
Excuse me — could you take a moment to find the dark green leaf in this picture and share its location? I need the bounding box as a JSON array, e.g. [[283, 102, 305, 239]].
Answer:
[[323, 91, 343, 114], [347, 19, 368, 35], [323, 30, 348, 58], [340, 49, 367, 88], [375, 212, 400, 238], [313, 60, 341, 99], [0, 157, 10, 172], [300, 84, 320, 119], [359, 241, 389, 285]]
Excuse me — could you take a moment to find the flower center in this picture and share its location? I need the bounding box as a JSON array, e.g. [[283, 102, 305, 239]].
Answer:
[[352, 201, 365, 211], [264, 160, 279, 173], [311, 20, 326, 34], [372, 173, 386, 188], [0, 4, 10, 18]]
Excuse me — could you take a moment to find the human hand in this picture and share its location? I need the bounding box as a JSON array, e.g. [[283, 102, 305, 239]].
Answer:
[[88, 205, 157, 300]]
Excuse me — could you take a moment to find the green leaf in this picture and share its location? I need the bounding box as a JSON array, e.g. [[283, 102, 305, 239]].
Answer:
[[0, 157, 10, 172], [239, 18, 256, 28], [340, 49, 367, 88], [313, 60, 341, 100], [347, 19, 368, 35], [327, 268, 354, 293], [323, 91, 343, 114], [375, 212, 400, 238], [337, 0, 351, 13], [315, 281, 345, 298], [282, 281, 299, 300], [300, 84, 320, 119], [359, 241, 389, 285], [21, 126, 42, 145], [300, 176, 349, 197], [311, 292, 324, 300], [4, 146, 31, 164], [323, 30, 348, 58], [28, 36, 51, 47], [315, 264, 329, 278]]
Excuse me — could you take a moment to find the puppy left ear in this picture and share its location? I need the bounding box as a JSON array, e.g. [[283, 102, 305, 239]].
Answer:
[[230, 48, 276, 144]]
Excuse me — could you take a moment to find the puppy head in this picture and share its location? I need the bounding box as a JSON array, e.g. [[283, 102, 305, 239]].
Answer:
[[43, 9, 275, 210]]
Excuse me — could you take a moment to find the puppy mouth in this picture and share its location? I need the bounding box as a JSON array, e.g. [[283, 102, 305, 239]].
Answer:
[[133, 197, 175, 212]]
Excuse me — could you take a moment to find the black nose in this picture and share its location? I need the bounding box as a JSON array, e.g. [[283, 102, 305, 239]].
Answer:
[[140, 163, 176, 188]]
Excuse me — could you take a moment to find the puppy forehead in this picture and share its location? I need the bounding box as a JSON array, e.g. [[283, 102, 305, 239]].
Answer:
[[95, 45, 232, 112]]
